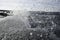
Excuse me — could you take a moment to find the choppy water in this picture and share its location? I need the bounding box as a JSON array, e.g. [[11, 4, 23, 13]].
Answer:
[[0, 11, 60, 40]]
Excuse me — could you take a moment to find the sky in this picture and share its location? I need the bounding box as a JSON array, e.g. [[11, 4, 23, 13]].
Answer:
[[0, 0, 60, 11]]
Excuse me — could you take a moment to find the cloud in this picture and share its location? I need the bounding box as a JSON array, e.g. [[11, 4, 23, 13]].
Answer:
[[0, 0, 60, 11]]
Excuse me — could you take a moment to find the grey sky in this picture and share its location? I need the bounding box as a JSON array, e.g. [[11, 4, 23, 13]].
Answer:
[[0, 0, 60, 11]]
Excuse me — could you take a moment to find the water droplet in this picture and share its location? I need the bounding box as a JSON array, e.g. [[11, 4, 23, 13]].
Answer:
[[30, 32, 33, 36]]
